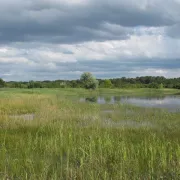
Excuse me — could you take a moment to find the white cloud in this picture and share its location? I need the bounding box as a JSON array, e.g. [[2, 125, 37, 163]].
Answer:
[[0, 0, 180, 80], [0, 57, 29, 63], [57, 33, 179, 60], [131, 68, 180, 78]]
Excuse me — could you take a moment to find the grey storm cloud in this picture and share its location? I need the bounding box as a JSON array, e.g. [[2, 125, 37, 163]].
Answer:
[[0, 0, 180, 81], [166, 24, 180, 38], [0, 0, 180, 44], [53, 58, 180, 73], [1, 57, 180, 81], [12, 57, 178, 80]]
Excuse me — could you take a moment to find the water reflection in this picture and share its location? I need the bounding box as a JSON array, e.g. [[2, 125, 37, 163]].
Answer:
[[114, 96, 121, 102], [104, 96, 112, 103], [85, 97, 98, 103], [121, 96, 180, 111], [80, 95, 180, 111]]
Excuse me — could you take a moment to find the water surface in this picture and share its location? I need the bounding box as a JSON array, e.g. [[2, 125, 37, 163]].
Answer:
[[80, 95, 180, 112]]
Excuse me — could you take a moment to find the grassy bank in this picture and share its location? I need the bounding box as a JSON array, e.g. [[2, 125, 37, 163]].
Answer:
[[0, 87, 179, 97], [0, 89, 180, 179]]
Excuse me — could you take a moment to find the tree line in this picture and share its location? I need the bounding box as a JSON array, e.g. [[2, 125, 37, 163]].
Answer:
[[0, 74, 180, 89]]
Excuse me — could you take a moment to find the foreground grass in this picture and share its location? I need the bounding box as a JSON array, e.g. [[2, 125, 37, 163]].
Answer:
[[0, 89, 180, 179]]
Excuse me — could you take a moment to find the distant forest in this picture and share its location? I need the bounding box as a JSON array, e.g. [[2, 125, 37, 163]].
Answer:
[[0, 76, 180, 89]]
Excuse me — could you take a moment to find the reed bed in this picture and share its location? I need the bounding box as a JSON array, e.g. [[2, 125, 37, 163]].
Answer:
[[0, 89, 180, 179]]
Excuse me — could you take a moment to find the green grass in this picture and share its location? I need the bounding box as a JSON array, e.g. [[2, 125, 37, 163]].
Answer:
[[0, 87, 179, 96], [0, 88, 180, 179]]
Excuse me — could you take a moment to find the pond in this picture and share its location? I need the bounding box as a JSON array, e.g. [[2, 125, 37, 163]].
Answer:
[[79, 95, 180, 112]]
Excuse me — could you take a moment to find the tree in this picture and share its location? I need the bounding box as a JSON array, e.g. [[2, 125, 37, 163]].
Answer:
[[80, 72, 99, 90], [149, 82, 160, 89], [104, 79, 113, 88], [59, 82, 66, 88], [159, 83, 164, 89], [28, 81, 35, 89], [174, 83, 180, 89], [0, 78, 5, 88]]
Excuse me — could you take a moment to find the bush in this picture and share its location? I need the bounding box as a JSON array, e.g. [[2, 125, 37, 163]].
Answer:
[[80, 72, 99, 90], [0, 78, 5, 88]]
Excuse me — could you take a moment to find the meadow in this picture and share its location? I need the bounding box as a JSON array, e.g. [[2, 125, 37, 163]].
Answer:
[[0, 88, 180, 179]]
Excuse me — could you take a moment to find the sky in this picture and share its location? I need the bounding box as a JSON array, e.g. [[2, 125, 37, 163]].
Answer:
[[0, 0, 180, 81]]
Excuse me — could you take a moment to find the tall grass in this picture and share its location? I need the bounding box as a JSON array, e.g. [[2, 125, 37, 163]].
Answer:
[[0, 89, 180, 179]]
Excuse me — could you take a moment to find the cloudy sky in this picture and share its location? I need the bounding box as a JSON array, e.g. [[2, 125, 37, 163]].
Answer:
[[0, 0, 180, 81]]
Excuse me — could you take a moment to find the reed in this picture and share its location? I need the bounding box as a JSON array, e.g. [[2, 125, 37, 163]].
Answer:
[[0, 89, 180, 179]]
